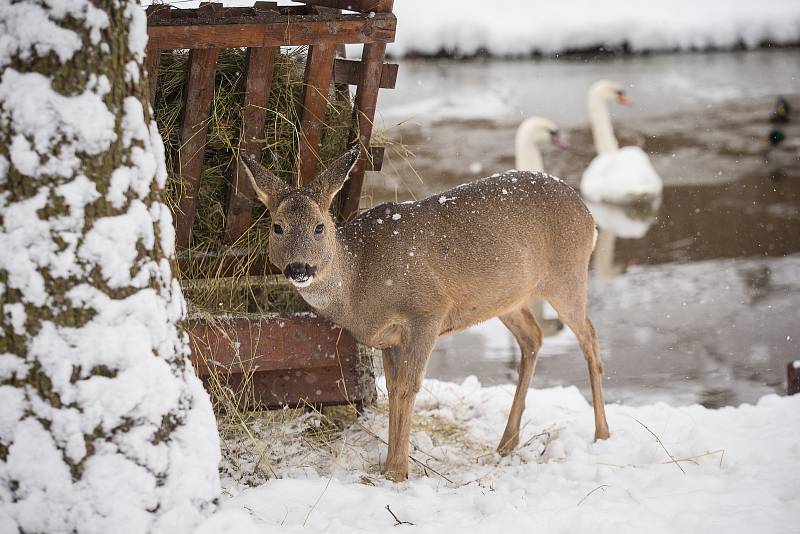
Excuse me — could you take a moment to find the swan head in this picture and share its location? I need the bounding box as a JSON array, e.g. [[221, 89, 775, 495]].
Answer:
[[589, 80, 632, 106], [515, 117, 569, 149]]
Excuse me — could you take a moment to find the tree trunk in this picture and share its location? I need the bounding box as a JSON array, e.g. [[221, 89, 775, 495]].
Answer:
[[0, 2, 221, 533]]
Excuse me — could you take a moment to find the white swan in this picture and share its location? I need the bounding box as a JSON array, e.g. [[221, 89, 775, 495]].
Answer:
[[515, 116, 568, 334], [580, 80, 663, 203], [515, 116, 568, 172]]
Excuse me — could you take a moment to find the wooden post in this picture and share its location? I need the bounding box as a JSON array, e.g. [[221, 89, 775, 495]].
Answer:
[[174, 47, 219, 250], [144, 5, 169, 109], [789, 362, 800, 395], [338, 0, 393, 220], [144, 48, 161, 109], [297, 42, 337, 185], [223, 46, 276, 244]]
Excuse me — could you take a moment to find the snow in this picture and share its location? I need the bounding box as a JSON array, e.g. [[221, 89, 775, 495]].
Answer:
[[379, 92, 514, 122], [385, 0, 800, 57], [0, 2, 84, 65], [214, 377, 800, 533]]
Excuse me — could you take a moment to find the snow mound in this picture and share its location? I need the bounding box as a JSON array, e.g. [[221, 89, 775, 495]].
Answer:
[[379, 91, 514, 122], [388, 0, 800, 57], [215, 378, 800, 533]]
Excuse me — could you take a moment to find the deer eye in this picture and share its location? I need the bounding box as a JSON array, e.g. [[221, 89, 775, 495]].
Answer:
[[314, 223, 325, 235], [273, 224, 283, 235]]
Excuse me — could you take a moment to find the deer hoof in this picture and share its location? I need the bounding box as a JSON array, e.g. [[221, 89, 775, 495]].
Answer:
[[384, 469, 408, 482], [496, 434, 519, 456], [594, 428, 610, 441]]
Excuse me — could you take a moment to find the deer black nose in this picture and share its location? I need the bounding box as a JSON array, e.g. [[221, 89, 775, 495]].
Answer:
[[284, 262, 315, 280]]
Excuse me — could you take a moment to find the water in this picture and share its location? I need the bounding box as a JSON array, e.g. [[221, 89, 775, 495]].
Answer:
[[364, 49, 800, 407]]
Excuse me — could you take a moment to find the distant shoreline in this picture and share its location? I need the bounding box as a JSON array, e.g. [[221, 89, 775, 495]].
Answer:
[[388, 41, 800, 62]]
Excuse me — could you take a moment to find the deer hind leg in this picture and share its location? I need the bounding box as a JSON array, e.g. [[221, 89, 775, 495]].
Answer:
[[497, 305, 543, 455], [382, 318, 441, 482], [546, 286, 610, 441]]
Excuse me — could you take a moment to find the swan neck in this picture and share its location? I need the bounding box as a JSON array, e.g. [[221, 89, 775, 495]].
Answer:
[[514, 129, 544, 172], [588, 95, 619, 155]]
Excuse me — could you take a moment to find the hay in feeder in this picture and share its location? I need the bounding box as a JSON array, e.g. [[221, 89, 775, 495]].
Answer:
[[152, 47, 353, 315]]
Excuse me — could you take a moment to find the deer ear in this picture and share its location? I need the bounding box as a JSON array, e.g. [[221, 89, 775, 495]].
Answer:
[[239, 155, 290, 210], [306, 145, 362, 209]]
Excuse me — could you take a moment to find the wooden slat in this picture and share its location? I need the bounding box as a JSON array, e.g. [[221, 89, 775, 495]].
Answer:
[[252, 1, 279, 11], [333, 44, 351, 103], [147, 13, 396, 49], [297, 0, 386, 12], [175, 48, 219, 250], [338, 44, 387, 219], [337, 0, 393, 219], [333, 57, 398, 89], [198, 2, 223, 15], [144, 4, 167, 108], [189, 316, 353, 373], [298, 42, 337, 185], [145, 3, 171, 21], [188, 315, 374, 409], [144, 47, 161, 109], [223, 47, 276, 244]]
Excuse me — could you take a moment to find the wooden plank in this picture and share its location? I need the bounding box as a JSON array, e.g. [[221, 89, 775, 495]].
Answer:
[[334, 44, 351, 103], [145, 3, 171, 21], [174, 47, 219, 250], [338, 43, 387, 219], [144, 47, 161, 109], [297, 0, 386, 12], [334, 57, 398, 89], [188, 315, 375, 409], [337, 0, 393, 219], [144, 4, 167, 109], [223, 47, 276, 244], [298, 42, 337, 185], [147, 13, 396, 49], [189, 316, 352, 373]]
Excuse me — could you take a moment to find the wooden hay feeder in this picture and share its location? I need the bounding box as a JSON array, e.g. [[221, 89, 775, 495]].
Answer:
[[145, 0, 398, 409]]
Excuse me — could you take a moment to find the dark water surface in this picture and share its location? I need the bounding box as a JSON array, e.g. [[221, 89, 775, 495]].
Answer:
[[365, 49, 800, 407]]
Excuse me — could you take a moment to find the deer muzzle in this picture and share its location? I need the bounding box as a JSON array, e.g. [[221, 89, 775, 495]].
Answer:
[[284, 262, 317, 287]]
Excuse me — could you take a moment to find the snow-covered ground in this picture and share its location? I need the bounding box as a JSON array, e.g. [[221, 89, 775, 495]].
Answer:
[[202, 378, 800, 534], [386, 0, 800, 57]]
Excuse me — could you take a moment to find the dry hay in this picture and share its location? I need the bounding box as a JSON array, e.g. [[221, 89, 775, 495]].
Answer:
[[153, 46, 352, 315]]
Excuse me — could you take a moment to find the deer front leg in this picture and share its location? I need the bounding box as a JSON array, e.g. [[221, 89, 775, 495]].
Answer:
[[383, 318, 440, 482]]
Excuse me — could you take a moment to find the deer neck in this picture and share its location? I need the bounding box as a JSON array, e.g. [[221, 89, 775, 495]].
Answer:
[[588, 95, 619, 155], [293, 232, 355, 323]]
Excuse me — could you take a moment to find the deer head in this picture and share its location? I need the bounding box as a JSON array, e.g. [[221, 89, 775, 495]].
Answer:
[[239, 145, 361, 288]]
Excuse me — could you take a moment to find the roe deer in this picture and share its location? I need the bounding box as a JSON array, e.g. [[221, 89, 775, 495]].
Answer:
[[240, 146, 610, 481]]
